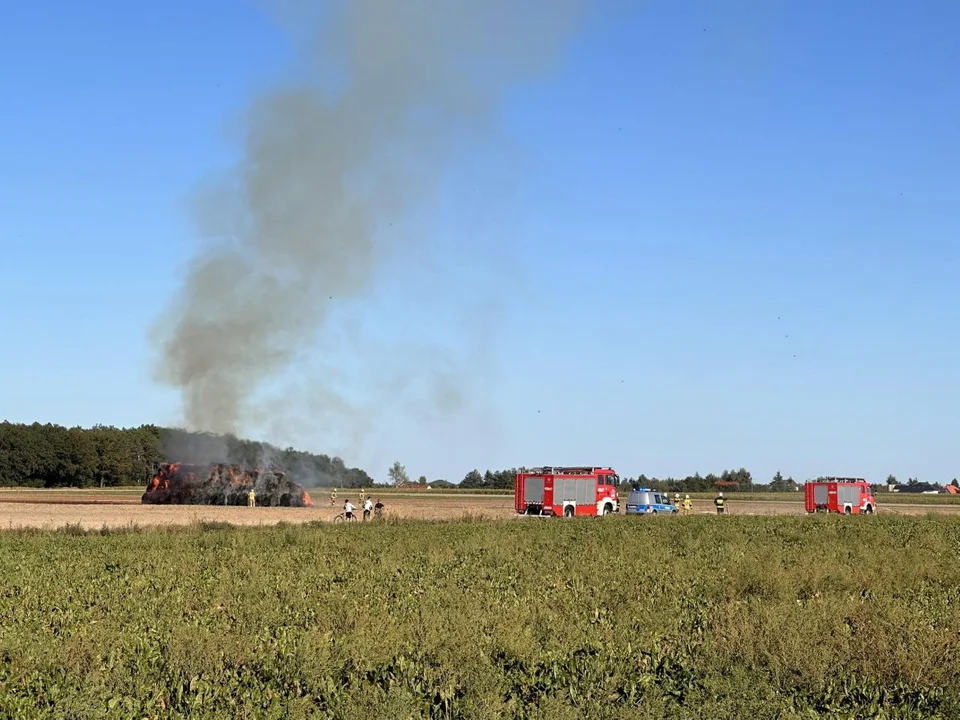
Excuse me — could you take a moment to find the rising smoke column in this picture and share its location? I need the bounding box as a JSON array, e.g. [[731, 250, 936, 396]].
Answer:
[[151, 0, 588, 438]]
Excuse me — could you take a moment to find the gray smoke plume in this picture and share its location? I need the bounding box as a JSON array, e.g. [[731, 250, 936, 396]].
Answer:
[[151, 0, 590, 444]]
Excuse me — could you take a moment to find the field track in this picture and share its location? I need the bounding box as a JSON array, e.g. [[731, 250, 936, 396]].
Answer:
[[1, 488, 959, 530]]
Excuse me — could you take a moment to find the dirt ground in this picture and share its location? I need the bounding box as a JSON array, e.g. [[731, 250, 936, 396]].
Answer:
[[0, 491, 957, 530], [0, 492, 512, 530]]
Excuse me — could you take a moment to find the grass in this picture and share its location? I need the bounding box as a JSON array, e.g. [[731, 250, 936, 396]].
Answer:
[[682, 491, 960, 505], [314, 487, 960, 506], [310, 486, 514, 496], [4, 485, 959, 506], [0, 486, 147, 494], [1, 515, 959, 718]]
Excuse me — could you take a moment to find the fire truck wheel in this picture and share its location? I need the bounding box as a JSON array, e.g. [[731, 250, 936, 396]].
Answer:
[[564, 505, 574, 518], [864, 504, 874, 514], [602, 504, 613, 515]]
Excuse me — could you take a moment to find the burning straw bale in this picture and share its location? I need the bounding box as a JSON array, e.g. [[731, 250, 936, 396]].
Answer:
[[142, 463, 313, 507]]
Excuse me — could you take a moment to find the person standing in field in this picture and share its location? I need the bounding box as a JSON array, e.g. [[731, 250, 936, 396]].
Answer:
[[682, 495, 692, 515], [674, 493, 681, 509], [330, 488, 337, 506], [714, 492, 726, 514], [343, 499, 356, 520], [363, 497, 373, 521], [248, 489, 256, 507]]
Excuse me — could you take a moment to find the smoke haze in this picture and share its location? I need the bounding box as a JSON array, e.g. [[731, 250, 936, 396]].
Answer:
[[151, 0, 590, 453]]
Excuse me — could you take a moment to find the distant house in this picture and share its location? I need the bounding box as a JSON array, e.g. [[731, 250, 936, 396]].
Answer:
[[715, 480, 739, 489]]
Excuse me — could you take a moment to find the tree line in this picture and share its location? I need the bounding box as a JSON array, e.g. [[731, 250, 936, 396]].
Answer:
[[4, 421, 954, 493], [448, 467, 764, 492], [397, 467, 763, 492], [446, 468, 959, 493], [0, 422, 373, 489]]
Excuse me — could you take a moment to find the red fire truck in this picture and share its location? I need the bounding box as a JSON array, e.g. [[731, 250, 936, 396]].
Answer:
[[804, 477, 876, 515], [515, 466, 620, 517]]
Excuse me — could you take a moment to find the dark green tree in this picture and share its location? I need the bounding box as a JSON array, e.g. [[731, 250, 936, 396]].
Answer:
[[460, 469, 484, 488], [770, 471, 790, 491]]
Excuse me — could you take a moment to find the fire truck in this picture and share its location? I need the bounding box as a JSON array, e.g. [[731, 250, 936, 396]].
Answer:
[[515, 466, 620, 517], [804, 477, 876, 515]]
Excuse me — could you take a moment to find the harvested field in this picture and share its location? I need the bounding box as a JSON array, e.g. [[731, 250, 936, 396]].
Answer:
[[1, 489, 959, 529], [0, 491, 513, 530]]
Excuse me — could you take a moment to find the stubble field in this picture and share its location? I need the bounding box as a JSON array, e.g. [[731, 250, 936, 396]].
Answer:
[[0, 490, 511, 530], [1, 488, 958, 531]]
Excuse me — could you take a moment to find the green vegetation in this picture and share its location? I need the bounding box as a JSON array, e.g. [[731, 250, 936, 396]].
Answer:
[[1, 516, 959, 718], [4, 422, 957, 497], [0, 422, 372, 489], [680, 491, 960, 506]]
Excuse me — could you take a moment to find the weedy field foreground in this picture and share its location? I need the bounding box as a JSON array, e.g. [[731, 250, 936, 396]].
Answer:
[[0, 516, 958, 718]]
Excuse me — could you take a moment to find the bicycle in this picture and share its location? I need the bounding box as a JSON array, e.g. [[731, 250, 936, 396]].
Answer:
[[333, 511, 357, 523]]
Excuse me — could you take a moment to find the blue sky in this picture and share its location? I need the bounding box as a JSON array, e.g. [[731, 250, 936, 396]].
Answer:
[[1, 1, 958, 484]]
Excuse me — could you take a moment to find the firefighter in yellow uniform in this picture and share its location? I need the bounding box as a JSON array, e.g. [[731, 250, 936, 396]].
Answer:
[[714, 492, 726, 514], [359, 489, 366, 503], [248, 489, 256, 507], [330, 488, 338, 506], [673, 493, 681, 510], [682, 494, 692, 515]]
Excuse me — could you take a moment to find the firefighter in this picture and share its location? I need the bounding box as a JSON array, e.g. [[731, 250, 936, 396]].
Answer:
[[714, 492, 726, 514], [330, 488, 337, 506], [248, 489, 256, 507], [673, 493, 681, 509], [682, 494, 692, 515]]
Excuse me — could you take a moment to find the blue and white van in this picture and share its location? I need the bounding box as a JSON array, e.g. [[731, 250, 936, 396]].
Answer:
[[624, 488, 677, 515]]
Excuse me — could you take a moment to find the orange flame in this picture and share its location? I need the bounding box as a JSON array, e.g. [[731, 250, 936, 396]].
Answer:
[[143, 461, 311, 507]]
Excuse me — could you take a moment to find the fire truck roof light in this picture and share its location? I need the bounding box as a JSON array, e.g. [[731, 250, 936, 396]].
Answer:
[[805, 477, 866, 483], [527, 466, 613, 474]]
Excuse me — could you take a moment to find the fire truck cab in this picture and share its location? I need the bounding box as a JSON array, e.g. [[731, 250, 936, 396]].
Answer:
[[515, 466, 620, 517], [804, 477, 876, 515]]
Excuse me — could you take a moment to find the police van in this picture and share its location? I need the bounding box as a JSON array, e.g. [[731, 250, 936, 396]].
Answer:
[[624, 488, 677, 515]]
